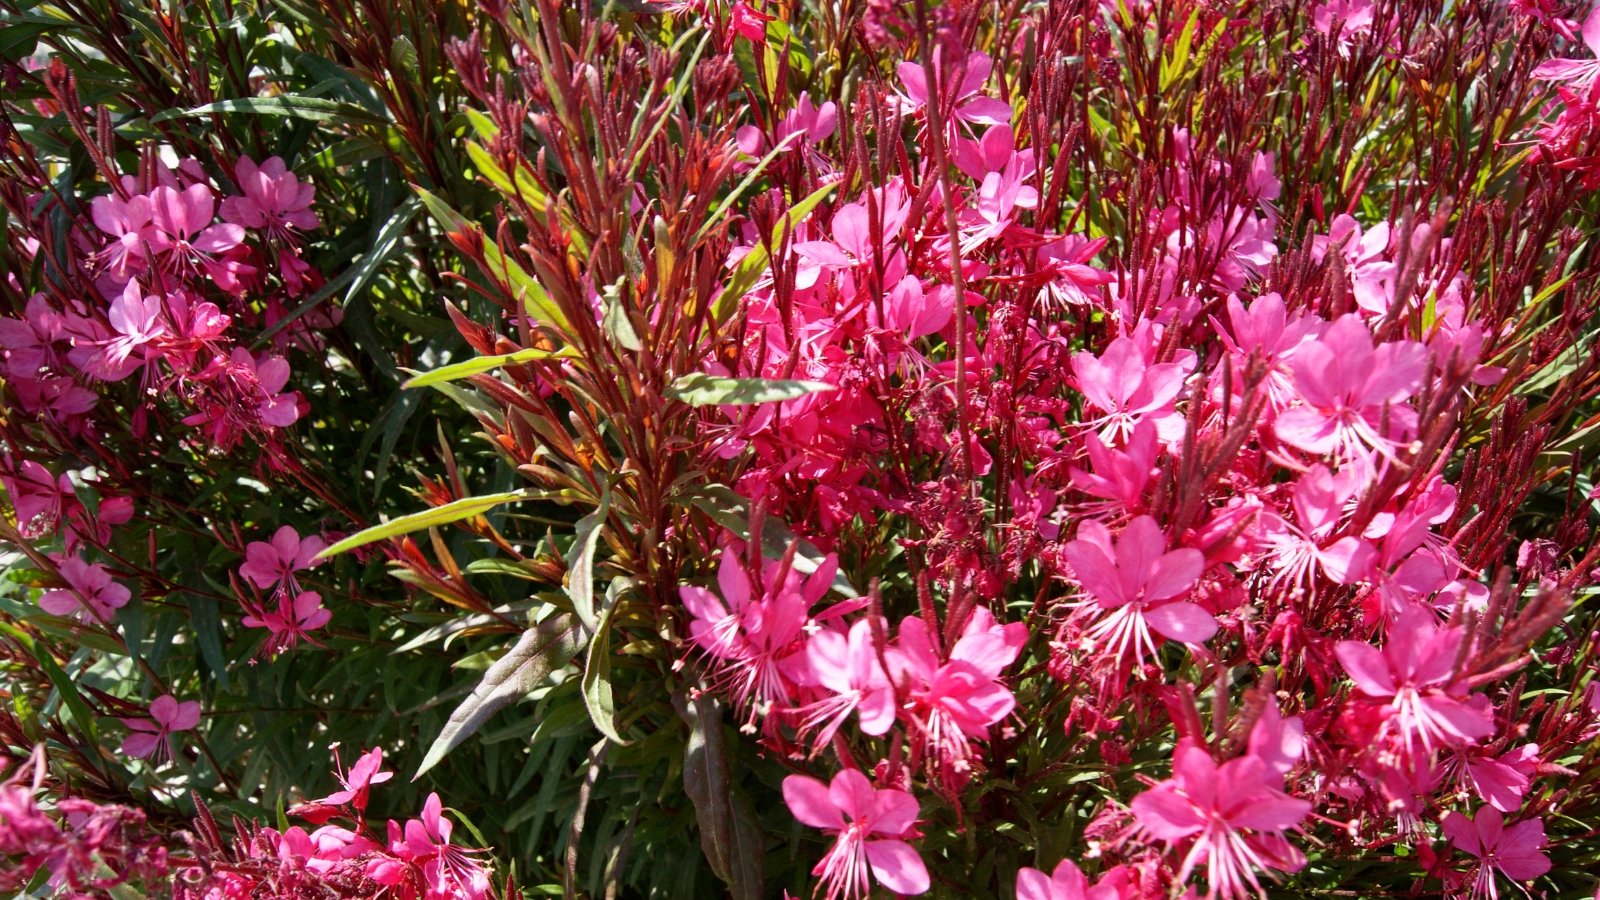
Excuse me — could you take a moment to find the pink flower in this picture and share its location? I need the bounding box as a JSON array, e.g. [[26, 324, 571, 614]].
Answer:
[[89, 192, 157, 282], [894, 51, 1012, 126], [242, 590, 332, 656], [147, 184, 246, 269], [315, 746, 394, 811], [792, 618, 896, 746], [783, 769, 929, 899], [1441, 807, 1551, 897], [118, 694, 201, 760], [1532, 7, 1600, 93], [86, 280, 168, 382], [1131, 740, 1311, 900], [888, 608, 1027, 787], [1334, 605, 1495, 756], [387, 793, 494, 900], [39, 555, 131, 623], [1274, 314, 1428, 460], [1072, 336, 1189, 444], [239, 525, 327, 593], [1016, 860, 1135, 900], [220, 156, 320, 240], [1063, 516, 1216, 668]]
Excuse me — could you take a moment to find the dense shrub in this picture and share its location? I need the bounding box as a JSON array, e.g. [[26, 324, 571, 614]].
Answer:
[[2, 0, 1599, 897]]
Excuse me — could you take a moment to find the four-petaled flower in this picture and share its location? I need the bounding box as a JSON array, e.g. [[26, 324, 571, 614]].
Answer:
[[119, 694, 201, 760], [783, 769, 930, 900]]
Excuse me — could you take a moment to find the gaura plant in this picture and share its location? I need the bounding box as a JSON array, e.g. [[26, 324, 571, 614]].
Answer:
[[3, 0, 1600, 897]]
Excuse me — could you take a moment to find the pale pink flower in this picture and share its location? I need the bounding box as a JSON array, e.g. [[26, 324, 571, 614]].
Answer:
[[147, 184, 246, 268], [783, 769, 929, 900], [89, 192, 157, 282], [1016, 860, 1135, 900], [119, 694, 201, 760], [1063, 516, 1216, 668], [1441, 807, 1551, 899], [1131, 740, 1311, 900]]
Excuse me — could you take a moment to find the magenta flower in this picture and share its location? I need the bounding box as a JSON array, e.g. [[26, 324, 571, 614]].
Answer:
[[1015, 860, 1135, 900], [1441, 807, 1551, 898], [89, 192, 157, 282], [1063, 516, 1216, 668], [792, 618, 896, 747], [379, 792, 493, 900], [1131, 740, 1311, 900], [783, 769, 929, 900], [1334, 605, 1494, 756], [679, 546, 844, 713], [242, 590, 333, 656], [1072, 336, 1189, 445], [118, 694, 201, 760], [888, 607, 1027, 787], [239, 525, 327, 593], [86, 280, 168, 382], [39, 555, 131, 623], [1532, 7, 1600, 92], [1274, 314, 1428, 460], [147, 184, 245, 266], [220, 156, 320, 240], [894, 51, 1012, 126]]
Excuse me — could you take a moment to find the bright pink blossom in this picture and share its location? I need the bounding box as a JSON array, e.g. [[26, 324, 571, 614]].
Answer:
[[39, 555, 131, 623], [220, 156, 320, 240], [1441, 806, 1551, 897], [239, 525, 327, 593], [1063, 516, 1216, 667], [1016, 860, 1135, 900], [782, 769, 929, 900], [1335, 605, 1495, 755], [1131, 740, 1311, 899], [118, 695, 201, 760]]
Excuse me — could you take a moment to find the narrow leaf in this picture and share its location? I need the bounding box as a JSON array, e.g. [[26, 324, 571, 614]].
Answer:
[[413, 613, 585, 778], [564, 486, 612, 633], [315, 491, 526, 561], [667, 373, 834, 407], [151, 95, 385, 126], [402, 346, 579, 389]]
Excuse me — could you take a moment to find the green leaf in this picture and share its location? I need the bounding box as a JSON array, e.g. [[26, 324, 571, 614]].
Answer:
[[314, 491, 527, 561], [581, 579, 628, 745], [713, 181, 837, 320], [600, 278, 642, 353], [413, 186, 571, 332], [564, 486, 612, 633], [666, 373, 834, 407], [150, 94, 386, 126], [402, 346, 579, 389], [413, 613, 585, 778], [344, 196, 421, 305]]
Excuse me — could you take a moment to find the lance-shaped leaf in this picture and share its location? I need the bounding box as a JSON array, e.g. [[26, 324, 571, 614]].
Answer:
[[666, 373, 835, 407], [151, 95, 386, 126], [414, 613, 585, 778], [402, 346, 580, 389], [581, 577, 629, 745], [414, 186, 571, 332], [314, 491, 525, 561], [564, 486, 612, 633], [675, 691, 765, 900]]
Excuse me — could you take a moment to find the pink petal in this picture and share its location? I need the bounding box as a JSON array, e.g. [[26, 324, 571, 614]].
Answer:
[[1335, 640, 1397, 697], [864, 839, 930, 895], [782, 775, 842, 830], [120, 732, 161, 759], [1143, 602, 1217, 644], [1130, 785, 1205, 840]]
